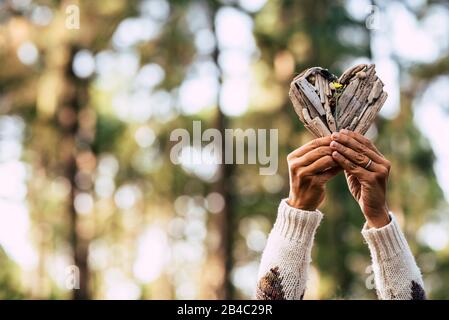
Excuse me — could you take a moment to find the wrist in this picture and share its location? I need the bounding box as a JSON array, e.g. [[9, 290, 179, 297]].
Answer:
[[365, 205, 390, 229], [287, 197, 317, 211]]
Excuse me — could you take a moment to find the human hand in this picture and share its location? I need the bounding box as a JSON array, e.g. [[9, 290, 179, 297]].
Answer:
[[287, 136, 341, 211], [330, 129, 391, 228]]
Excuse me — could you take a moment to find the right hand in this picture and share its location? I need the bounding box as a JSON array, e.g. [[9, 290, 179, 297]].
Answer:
[[287, 136, 341, 211]]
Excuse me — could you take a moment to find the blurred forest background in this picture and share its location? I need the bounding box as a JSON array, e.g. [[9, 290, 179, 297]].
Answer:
[[1, 0, 449, 299]]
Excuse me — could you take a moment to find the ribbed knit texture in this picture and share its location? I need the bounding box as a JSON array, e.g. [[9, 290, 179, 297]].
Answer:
[[255, 201, 426, 300], [255, 199, 322, 300], [362, 214, 425, 300]]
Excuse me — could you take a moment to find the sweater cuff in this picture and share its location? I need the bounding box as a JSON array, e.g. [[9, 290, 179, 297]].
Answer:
[[272, 199, 323, 242], [361, 214, 411, 261]]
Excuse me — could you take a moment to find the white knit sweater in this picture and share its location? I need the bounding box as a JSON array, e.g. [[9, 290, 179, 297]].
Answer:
[[255, 200, 426, 300]]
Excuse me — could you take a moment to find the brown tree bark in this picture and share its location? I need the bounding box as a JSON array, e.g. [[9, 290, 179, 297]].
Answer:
[[209, 0, 235, 299], [61, 46, 92, 300]]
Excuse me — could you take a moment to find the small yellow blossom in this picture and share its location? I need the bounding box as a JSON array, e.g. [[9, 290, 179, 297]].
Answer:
[[333, 82, 343, 89]]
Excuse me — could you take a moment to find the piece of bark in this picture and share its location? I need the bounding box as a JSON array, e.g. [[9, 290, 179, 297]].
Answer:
[[288, 88, 305, 123], [349, 66, 378, 119], [316, 74, 336, 132], [311, 115, 332, 137], [317, 74, 326, 104], [301, 67, 323, 80], [291, 80, 316, 118], [324, 78, 331, 96], [289, 63, 387, 137], [337, 83, 365, 128], [302, 108, 322, 137], [295, 78, 326, 116], [338, 64, 367, 85], [356, 71, 366, 79], [338, 65, 377, 128], [314, 73, 321, 93], [323, 94, 337, 132], [349, 116, 359, 131], [336, 77, 362, 124], [297, 89, 320, 119], [367, 79, 384, 104], [354, 91, 388, 134], [357, 65, 377, 100], [355, 79, 381, 128]]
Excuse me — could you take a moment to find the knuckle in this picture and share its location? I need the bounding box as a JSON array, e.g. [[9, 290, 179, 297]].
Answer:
[[333, 154, 342, 164], [289, 160, 299, 171], [326, 157, 336, 167], [358, 133, 368, 142], [355, 131, 366, 141], [335, 143, 344, 151], [349, 161, 358, 170], [359, 145, 368, 154], [373, 169, 387, 180], [379, 167, 389, 177], [321, 155, 331, 166], [318, 147, 328, 157], [355, 153, 365, 164]]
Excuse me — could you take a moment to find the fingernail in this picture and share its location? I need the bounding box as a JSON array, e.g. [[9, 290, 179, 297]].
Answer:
[[332, 132, 339, 139], [332, 151, 339, 157], [330, 141, 338, 148]]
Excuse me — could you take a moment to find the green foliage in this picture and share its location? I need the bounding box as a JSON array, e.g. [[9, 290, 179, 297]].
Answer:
[[0, 0, 448, 300], [0, 248, 25, 299]]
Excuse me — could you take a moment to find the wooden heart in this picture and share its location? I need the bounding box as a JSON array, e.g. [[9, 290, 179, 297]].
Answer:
[[288, 64, 387, 137]]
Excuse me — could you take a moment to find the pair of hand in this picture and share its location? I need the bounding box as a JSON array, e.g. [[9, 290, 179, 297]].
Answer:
[[287, 129, 391, 228]]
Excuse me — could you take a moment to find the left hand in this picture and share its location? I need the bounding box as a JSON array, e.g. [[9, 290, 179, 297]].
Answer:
[[330, 129, 391, 228]]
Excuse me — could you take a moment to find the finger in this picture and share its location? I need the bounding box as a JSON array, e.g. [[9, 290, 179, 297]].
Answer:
[[330, 141, 383, 172], [319, 167, 342, 181], [287, 136, 332, 160], [331, 132, 385, 165], [302, 155, 338, 175], [340, 129, 383, 156], [331, 151, 368, 179], [341, 130, 391, 170], [289, 146, 333, 169]]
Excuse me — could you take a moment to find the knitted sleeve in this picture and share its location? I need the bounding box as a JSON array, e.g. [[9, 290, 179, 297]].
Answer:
[[255, 199, 322, 300], [362, 214, 426, 300]]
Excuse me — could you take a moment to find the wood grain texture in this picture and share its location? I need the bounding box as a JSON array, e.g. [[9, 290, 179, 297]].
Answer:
[[289, 64, 387, 137]]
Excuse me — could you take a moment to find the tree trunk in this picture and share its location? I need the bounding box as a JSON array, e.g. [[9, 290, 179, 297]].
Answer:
[[210, 1, 235, 299], [61, 46, 91, 300]]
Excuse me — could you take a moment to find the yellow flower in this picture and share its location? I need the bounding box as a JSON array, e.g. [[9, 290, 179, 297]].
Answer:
[[333, 82, 343, 89]]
